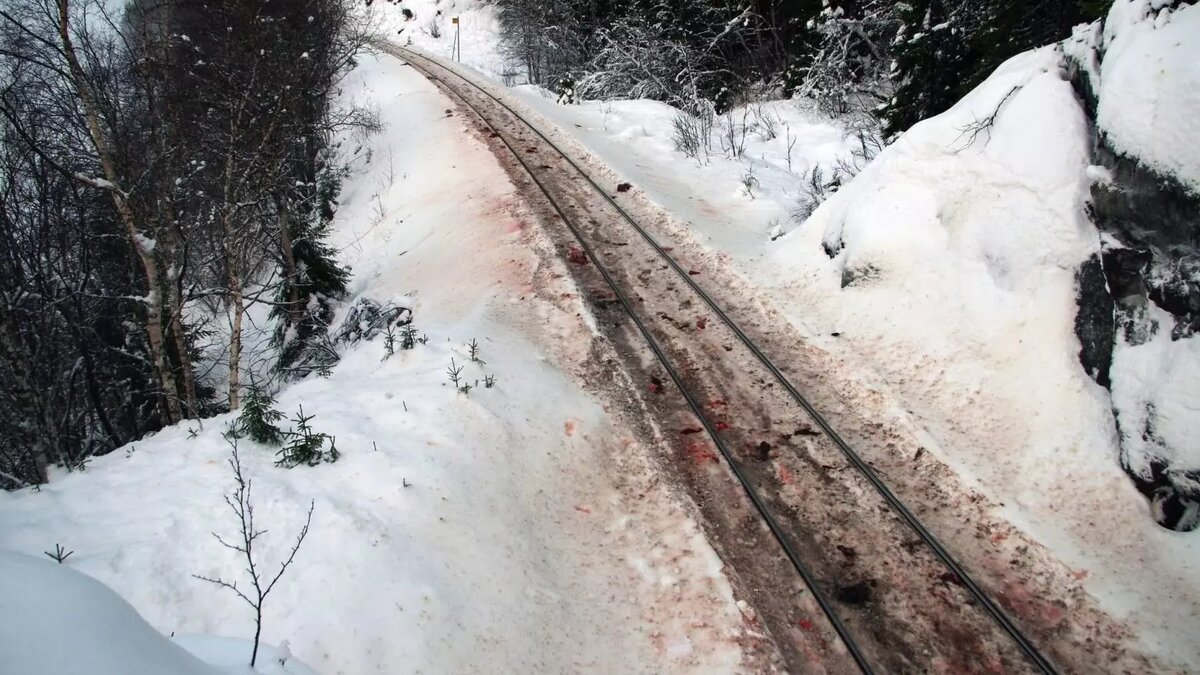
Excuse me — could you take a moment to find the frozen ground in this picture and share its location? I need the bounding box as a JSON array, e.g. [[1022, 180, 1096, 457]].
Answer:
[[0, 52, 752, 673], [379, 12, 1200, 668]]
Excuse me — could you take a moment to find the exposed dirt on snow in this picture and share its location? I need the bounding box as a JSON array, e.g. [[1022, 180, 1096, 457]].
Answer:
[[390, 45, 1175, 673]]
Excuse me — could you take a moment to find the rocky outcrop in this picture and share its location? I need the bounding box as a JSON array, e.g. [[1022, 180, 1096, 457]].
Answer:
[[1067, 6, 1200, 531]]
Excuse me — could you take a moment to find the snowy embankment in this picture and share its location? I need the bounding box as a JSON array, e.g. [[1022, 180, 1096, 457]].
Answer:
[[366, 1, 1200, 666], [0, 52, 750, 673]]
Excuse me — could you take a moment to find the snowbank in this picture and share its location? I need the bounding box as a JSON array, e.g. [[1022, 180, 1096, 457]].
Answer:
[[0, 552, 222, 675], [505, 87, 858, 255], [1096, 0, 1200, 193]]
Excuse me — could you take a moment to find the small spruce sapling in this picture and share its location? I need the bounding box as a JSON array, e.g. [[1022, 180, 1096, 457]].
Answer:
[[446, 358, 467, 394], [194, 441, 314, 668], [484, 374, 497, 388], [43, 544, 73, 564], [401, 324, 418, 350], [276, 406, 340, 468], [466, 338, 485, 365], [382, 324, 398, 360], [228, 385, 286, 445]]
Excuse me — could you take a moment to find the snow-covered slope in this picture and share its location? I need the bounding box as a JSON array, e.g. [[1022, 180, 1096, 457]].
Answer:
[[0, 52, 751, 673]]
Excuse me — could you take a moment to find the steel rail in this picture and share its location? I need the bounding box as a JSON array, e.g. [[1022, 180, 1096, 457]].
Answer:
[[392, 46, 876, 674], [394, 45, 1059, 675]]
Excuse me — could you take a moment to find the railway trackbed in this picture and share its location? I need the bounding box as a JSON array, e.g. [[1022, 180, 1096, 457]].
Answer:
[[384, 44, 1163, 675]]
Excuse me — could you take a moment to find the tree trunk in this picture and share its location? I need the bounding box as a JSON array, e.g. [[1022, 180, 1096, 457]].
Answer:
[[276, 196, 303, 326], [169, 288, 199, 417], [162, 215, 198, 417], [228, 274, 243, 410], [56, 0, 181, 424]]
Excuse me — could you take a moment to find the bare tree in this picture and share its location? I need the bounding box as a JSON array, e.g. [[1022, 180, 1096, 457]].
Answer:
[[194, 440, 315, 668]]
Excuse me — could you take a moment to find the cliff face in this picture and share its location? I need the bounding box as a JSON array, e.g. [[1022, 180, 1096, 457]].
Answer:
[[1068, 0, 1200, 531]]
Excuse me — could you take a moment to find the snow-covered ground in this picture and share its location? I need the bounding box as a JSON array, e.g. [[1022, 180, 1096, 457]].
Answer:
[[364, 3, 1200, 666], [0, 552, 317, 675], [373, 0, 506, 80], [0, 52, 753, 673]]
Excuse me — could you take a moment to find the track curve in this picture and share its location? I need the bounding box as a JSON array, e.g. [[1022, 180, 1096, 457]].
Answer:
[[388, 43, 1059, 675]]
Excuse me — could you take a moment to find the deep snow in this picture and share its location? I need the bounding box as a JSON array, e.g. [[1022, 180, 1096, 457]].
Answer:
[[1097, 0, 1200, 193], [0, 552, 318, 675], [0, 51, 752, 673]]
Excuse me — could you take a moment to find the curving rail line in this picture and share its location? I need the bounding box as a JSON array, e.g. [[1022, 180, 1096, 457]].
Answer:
[[390, 44, 1059, 675]]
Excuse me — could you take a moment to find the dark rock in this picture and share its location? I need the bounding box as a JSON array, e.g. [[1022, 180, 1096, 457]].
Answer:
[[836, 581, 872, 605], [1152, 485, 1200, 532], [332, 297, 412, 346], [1074, 254, 1115, 388], [1067, 40, 1200, 531], [616, 182, 633, 193]]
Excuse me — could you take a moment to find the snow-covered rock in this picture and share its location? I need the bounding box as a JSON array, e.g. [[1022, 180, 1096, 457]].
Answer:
[[1066, 0, 1200, 531]]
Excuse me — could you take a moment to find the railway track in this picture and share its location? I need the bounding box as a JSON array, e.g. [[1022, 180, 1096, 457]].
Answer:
[[387, 44, 1060, 674]]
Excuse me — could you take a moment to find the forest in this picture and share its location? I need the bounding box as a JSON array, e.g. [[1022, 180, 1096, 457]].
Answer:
[[0, 0, 372, 487], [494, 0, 1106, 136]]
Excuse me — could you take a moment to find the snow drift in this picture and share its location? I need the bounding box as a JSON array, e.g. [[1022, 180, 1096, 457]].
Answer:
[[0, 552, 220, 675], [0, 552, 316, 675]]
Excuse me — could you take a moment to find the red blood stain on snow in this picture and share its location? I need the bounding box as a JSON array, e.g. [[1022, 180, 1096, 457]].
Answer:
[[688, 269, 701, 276], [707, 399, 727, 408], [715, 421, 731, 431], [1000, 580, 1067, 631], [686, 442, 719, 464], [679, 427, 703, 435], [797, 618, 816, 632], [504, 219, 523, 234], [574, 504, 592, 514], [777, 465, 794, 485], [696, 316, 708, 331], [564, 419, 577, 436], [568, 247, 588, 265]]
